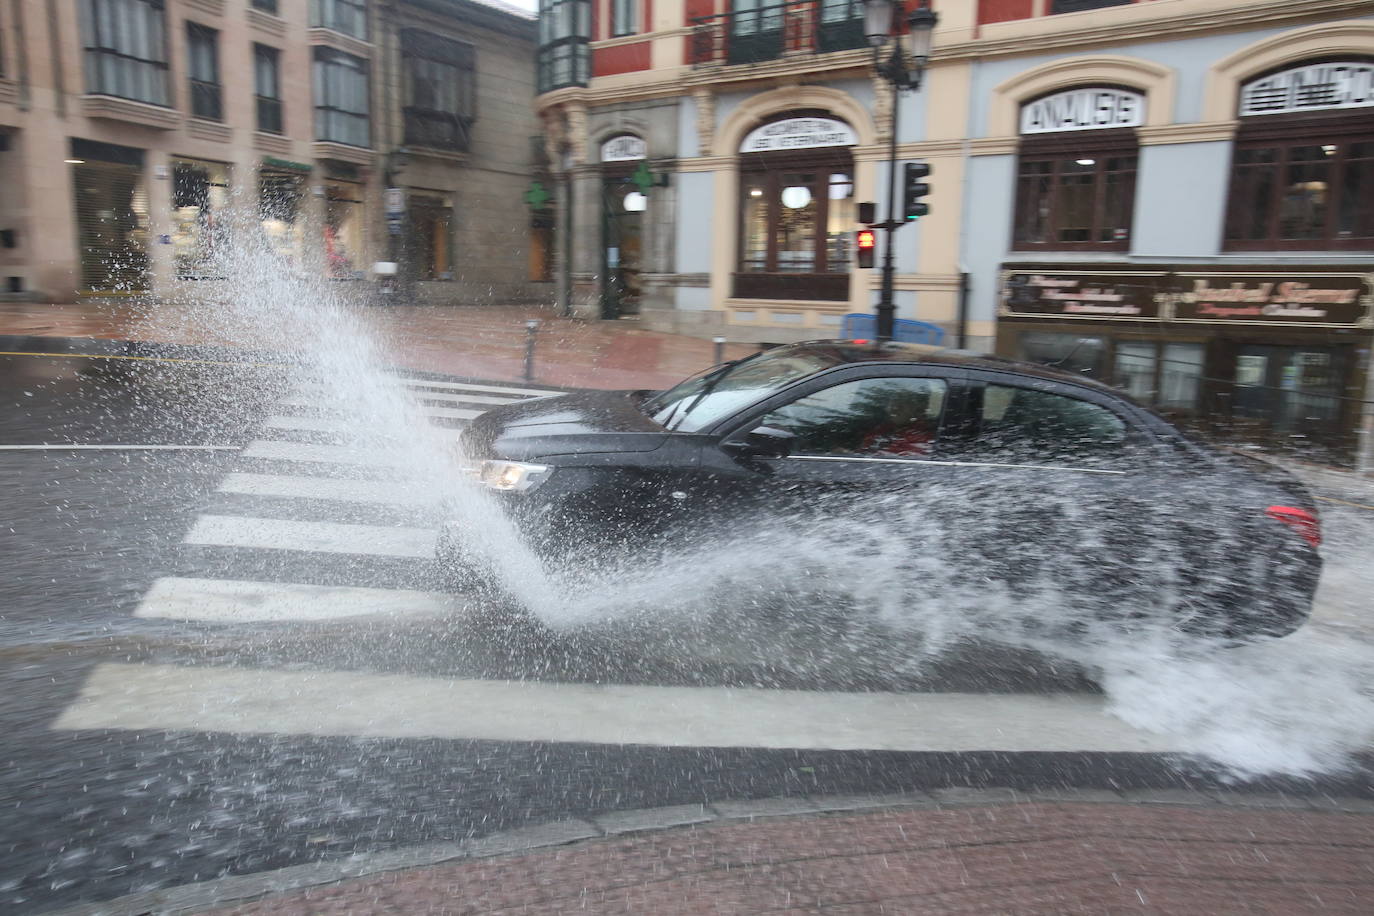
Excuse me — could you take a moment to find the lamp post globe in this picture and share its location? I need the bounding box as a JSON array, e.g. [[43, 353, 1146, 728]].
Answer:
[[861, 0, 895, 48]]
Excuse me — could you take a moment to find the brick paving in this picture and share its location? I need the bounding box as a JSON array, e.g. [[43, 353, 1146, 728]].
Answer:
[[0, 300, 757, 390], [195, 803, 1374, 915]]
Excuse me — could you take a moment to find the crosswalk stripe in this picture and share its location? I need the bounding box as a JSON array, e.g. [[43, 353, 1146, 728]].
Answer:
[[416, 406, 484, 420], [242, 440, 405, 466], [184, 515, 436, 558], [405, 391, 535, 407], [52, 662, 1179, 753], [134, 577, 454, 622], [262, 414, 356, 433], [395, 378, 557, 398], [218, 472, 433, 506], [275, 397, 486, 420]]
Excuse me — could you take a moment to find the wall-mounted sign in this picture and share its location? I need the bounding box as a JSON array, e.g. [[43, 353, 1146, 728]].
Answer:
[[1240, 62, 1374, 117], [601, 135, 647, 162], [1001, 270, 1161, 319], [1019, 88, 1145, 134], [1001, 265, 1374, 328], [741, 118, 857, 153]]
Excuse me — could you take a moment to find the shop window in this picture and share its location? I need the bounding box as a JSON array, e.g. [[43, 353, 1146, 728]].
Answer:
[[171, 159, 229, 278], [314, 49, 370, 147], [1013, 149, 1136, 250], [611, 0, 638, 37], [407, 195, 452, 281], [738, 161, 854, 300], [537, 0, 590, 93], [259, 170, 304, 262], [251, 0, 278, 12], [312, 0, 367, 40], [186, 23, 221, 121], [79, 0, 169, 106], [1113, 341, 1204, 411], [1018, 332, 1107, 378], [1224, 136, 1374, 251], [1049, 0, 1133, 12], [254, 44, 283, 134], [72, 155, 151, 292], [402, 31, 476, 152], [324, 180, 365, 278]]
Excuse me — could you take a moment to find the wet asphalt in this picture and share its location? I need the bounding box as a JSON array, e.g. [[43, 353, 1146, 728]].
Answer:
[[1, 345, 1372, 914]]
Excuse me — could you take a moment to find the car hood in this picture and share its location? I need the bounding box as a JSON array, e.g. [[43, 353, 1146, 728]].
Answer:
[[461, 389, 669, 461]]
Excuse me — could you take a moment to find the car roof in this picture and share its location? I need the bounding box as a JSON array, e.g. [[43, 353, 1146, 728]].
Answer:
[[772, 339, 1133, 399]]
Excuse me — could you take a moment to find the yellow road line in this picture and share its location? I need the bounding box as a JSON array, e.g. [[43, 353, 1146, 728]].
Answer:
[[1316, 495, 1374, 512], [0, 350, 281, 368]]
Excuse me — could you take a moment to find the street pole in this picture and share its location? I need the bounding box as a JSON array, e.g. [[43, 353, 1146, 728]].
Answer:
[[876, 44, 901, 343]]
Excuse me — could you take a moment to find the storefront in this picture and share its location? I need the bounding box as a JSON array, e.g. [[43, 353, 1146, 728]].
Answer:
[[69, 139, 150, 294], [599, 133, 646, 319], [170, 158, 229, 279], [323, 178, 366, 280], [259, 161, 309, 265], [997, 265, 1374, 461]]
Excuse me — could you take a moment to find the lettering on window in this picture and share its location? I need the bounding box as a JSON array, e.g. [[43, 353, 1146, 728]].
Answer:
[[740, 118, 857, 153], [1020, 88, 1145, 134], [1240, 62, 1374, 117]]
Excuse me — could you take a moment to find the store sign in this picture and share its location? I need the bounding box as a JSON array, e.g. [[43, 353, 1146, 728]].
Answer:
[[741, 118, 857, 153], [1020, 88, 1144, 134], [601, 135, 647, 162], [1170, 274, 1371, 326], [1001, 271, 1161, 320], [1240, 62, 1374, 117], [1002, 266, 1374, 328]]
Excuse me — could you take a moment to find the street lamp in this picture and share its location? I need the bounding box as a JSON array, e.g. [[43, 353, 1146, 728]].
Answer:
[[861, 0, 938, 342]]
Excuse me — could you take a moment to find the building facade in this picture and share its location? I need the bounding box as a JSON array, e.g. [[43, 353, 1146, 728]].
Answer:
[[534, 0, 1374, 465], [0, 0, 551, 304]]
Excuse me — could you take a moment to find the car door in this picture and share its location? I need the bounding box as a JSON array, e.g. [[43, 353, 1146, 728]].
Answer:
[[688, 366, 969, 542], [936, 371, 1170, 623]]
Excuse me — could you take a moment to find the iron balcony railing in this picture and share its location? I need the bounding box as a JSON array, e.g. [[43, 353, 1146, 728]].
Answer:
[[690, 0, 868, 68]]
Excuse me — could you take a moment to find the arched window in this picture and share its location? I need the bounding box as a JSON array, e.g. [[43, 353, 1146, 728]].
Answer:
[[735, 112, 857, 301], [1224, 60, 1374, 251], [1012, 86, 1143, 251]]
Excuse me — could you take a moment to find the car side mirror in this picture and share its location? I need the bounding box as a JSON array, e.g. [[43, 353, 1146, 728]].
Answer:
[[723, 425, 796, 460]]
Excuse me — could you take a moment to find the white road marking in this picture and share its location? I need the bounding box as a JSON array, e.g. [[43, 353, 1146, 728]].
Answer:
[[275, 397, 485, 420], [0, 444, 239, 451], [52, 663, 1180, 753], [217, 472, 433, 506], [135, 577, 455, 622], [242, 440, 403, 466], [184, 515, 436, 558], [406, 391, 534, 407], [262, 415, 354, 433], [395, 378, 557, 398]]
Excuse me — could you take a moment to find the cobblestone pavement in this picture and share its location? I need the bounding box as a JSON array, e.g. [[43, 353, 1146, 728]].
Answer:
[[55, 795, 1374, 915]]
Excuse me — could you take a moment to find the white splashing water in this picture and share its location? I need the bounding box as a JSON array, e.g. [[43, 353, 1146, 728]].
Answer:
[[149, 187, 1373, 779]]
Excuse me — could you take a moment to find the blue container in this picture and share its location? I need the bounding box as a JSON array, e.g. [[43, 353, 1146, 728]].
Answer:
[[840, 313, 945, 346]]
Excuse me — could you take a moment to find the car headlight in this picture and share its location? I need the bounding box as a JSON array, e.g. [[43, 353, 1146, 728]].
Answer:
[[467, 460, 551, 492]]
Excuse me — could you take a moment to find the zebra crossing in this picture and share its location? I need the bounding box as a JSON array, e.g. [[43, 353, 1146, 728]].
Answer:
[[48, 370, 1189, 755]]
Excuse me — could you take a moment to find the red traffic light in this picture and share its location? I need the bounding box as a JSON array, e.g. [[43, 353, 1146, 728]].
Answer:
[[856, 229, 876, 268]]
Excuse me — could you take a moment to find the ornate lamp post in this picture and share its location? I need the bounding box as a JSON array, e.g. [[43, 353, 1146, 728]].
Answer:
[[861, 0, 938, 341]]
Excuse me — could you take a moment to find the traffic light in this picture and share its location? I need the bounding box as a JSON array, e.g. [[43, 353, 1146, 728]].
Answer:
[[857, 201, 876, 225], [902, 162, 931, 221], [856, 229, 876, 269]]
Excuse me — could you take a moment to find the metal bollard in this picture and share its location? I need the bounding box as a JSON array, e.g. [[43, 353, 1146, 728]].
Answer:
[[523, 319, 539, 382], [713, 336, 726, 366]]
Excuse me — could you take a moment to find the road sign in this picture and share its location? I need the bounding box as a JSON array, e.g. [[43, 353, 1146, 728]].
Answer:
[[384, 188, 405, 216]]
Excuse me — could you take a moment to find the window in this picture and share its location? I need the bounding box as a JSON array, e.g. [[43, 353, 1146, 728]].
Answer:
[[251, 0, 278, 12], [738, 152, 855, 300], [612, 0, 638, 37], [537, 0, 590, 93], [171, 159, 228, 277], [1013, 150, 1136, 249], [1019, 332, 1107, 378], [312, 0, 367, 40], [185, 23, 220, 121], [259, 170, 305, 261], [408, 195, 452, 281], [974, 385, 1127, 468], [324, 180, 365, 278], [402, 31, 475, 152], [1113, 341, 1204, 411], [762, 377, 948, 458], [1050, 0, 1133, 12], [254, 44, 282, 134], [78, 0, 169, 106], [1224, 136, 1374, 250], [313, 48, 369, 147]]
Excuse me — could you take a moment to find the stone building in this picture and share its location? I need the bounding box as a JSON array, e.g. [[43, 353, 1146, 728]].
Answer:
[[535, 0, 1374, 465], [0, 0, 551, 304]]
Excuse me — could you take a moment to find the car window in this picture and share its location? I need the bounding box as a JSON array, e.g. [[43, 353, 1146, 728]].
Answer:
[[972, 383, 1127, 467], [758, 377, 947, 458]]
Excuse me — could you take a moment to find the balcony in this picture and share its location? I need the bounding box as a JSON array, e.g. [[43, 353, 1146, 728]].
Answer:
[[690, 1, 868, 68]]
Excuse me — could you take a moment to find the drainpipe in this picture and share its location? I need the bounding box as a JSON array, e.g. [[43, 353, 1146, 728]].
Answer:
[[956, 267, 969, 350], [1357, 342, 1374, 476]]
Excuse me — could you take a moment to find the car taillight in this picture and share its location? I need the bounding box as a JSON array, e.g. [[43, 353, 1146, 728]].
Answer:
[[1265, 505, 1321, 548]]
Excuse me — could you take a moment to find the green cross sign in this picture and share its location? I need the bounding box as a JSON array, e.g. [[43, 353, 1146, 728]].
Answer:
[[631, 160, 655, 194], [524, 181, 551, 210]]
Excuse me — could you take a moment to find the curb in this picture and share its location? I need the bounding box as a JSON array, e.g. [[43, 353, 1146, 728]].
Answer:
[[44, 787, 1374, 916]]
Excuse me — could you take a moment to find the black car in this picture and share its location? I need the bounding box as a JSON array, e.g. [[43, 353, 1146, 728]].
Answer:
[[447, 341, 1322, 639]]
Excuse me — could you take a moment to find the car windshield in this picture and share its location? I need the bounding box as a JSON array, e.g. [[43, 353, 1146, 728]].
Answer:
[[643, 346, 847, 432]]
